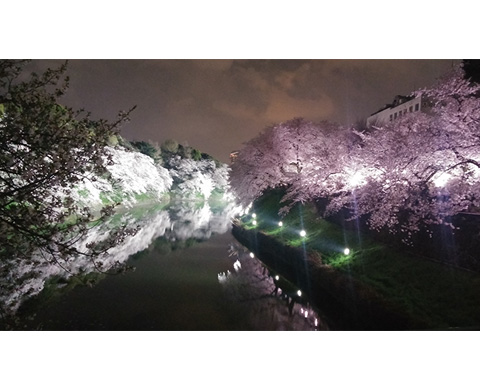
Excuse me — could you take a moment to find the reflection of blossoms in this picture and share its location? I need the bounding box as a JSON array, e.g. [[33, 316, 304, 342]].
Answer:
[[0, 209, 172, 313], [218, 243, 328, 331], [168, 200, 242, 241], [169, 202, 213, 240], [1, 199, 240, 315], [209, 202, 243, 234]]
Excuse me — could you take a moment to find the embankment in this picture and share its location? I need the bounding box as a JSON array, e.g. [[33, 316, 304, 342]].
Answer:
[[232, 222, 431, 330]]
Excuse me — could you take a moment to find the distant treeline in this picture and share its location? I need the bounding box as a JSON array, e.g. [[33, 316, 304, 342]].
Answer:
[[109, 135, 221, 168]]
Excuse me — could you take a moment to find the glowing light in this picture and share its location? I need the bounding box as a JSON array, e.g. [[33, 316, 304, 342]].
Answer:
[[297, 290, 302, 297], [305, 311, 308, 318], [218, 271, 230, 284], [348, 171, 366, 188], [275, 275, 279, 281], [432, 172, 451, 188], [299, 230, 306, 237], [344, 248, 350, 255], [315, 318, 318, 327], [252, 213, 256, 218], [233, 260, 241, 272], [252, 220, 257, 226], [249, 252, 254, 258], [278, 221, 283, 227]]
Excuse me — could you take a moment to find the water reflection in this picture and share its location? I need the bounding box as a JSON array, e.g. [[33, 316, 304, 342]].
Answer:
[[2, 198, 330, 331], [1, 199, 242, 315], [218, 242, 329, 331]]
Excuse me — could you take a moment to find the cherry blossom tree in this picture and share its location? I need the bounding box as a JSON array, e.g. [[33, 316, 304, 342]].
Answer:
[[342, 66, 480, 234], [279, 121, 361, 214], [0, 60, 137, 267], [229, 124, 282, 207], [169, 155, 231, 200], [230, 117, 355, 212], [231, 64, 480, 236]]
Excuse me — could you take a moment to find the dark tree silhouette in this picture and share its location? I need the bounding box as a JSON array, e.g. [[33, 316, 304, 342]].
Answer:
[[0, 60, 137, 267], [462, 59, 480, 85]]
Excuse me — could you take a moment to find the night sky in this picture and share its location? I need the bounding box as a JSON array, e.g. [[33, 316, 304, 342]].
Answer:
[[29, 59, 459, 163]]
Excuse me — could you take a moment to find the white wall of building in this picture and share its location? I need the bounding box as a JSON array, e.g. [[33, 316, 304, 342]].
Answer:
[[367, 95, 426, 127]]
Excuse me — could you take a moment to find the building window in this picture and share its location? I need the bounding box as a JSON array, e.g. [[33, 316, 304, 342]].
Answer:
[[409, 106, 413, 112], [389, 114, 393, 121], [399, 111, 402, 117], [415, 103, 419, 111], [394, 113, 397, 119]]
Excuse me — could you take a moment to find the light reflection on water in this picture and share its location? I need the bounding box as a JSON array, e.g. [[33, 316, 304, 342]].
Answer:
[[4, 200, 328, 330], [218, 242, 328, 331]]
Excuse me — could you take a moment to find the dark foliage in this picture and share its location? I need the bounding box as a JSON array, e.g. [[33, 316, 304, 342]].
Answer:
[[0, 60, 137, 266], [130, 140, 161, 162], [463, 59, 480, 85]]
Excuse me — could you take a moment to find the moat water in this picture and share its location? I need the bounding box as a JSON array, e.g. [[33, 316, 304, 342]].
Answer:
[[8, 201, 327, 331]]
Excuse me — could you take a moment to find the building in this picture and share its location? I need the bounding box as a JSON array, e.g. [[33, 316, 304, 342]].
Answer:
[[366, 93, 431, 127]]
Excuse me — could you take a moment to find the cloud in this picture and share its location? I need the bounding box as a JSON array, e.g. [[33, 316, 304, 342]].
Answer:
[[212, 100, 262, 120], [191, 59, 233, 71], [264, 89, 335, 123], [213, 61, 335, 124], [32, 59, 459, 163], [232, 65, 271, 93], [273, 62, 312, 91]]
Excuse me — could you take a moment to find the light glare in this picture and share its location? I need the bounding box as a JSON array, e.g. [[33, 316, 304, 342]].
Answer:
[[278, 221, 283, 227], [249, 252, 254, 258], [299, 230, 306, 237], [297, 290, 302, 297], [348, 171, 365, 187], [432, 172, 451, 188], [344, 248, 350, 255]]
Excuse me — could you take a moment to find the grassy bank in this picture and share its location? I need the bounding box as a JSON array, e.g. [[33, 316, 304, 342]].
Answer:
[[239, 190, 480, 329]]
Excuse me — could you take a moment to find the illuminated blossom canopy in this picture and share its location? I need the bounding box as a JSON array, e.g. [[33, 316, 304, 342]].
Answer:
[[230, 117, 354, 213], [231, 65, 480, 234]]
